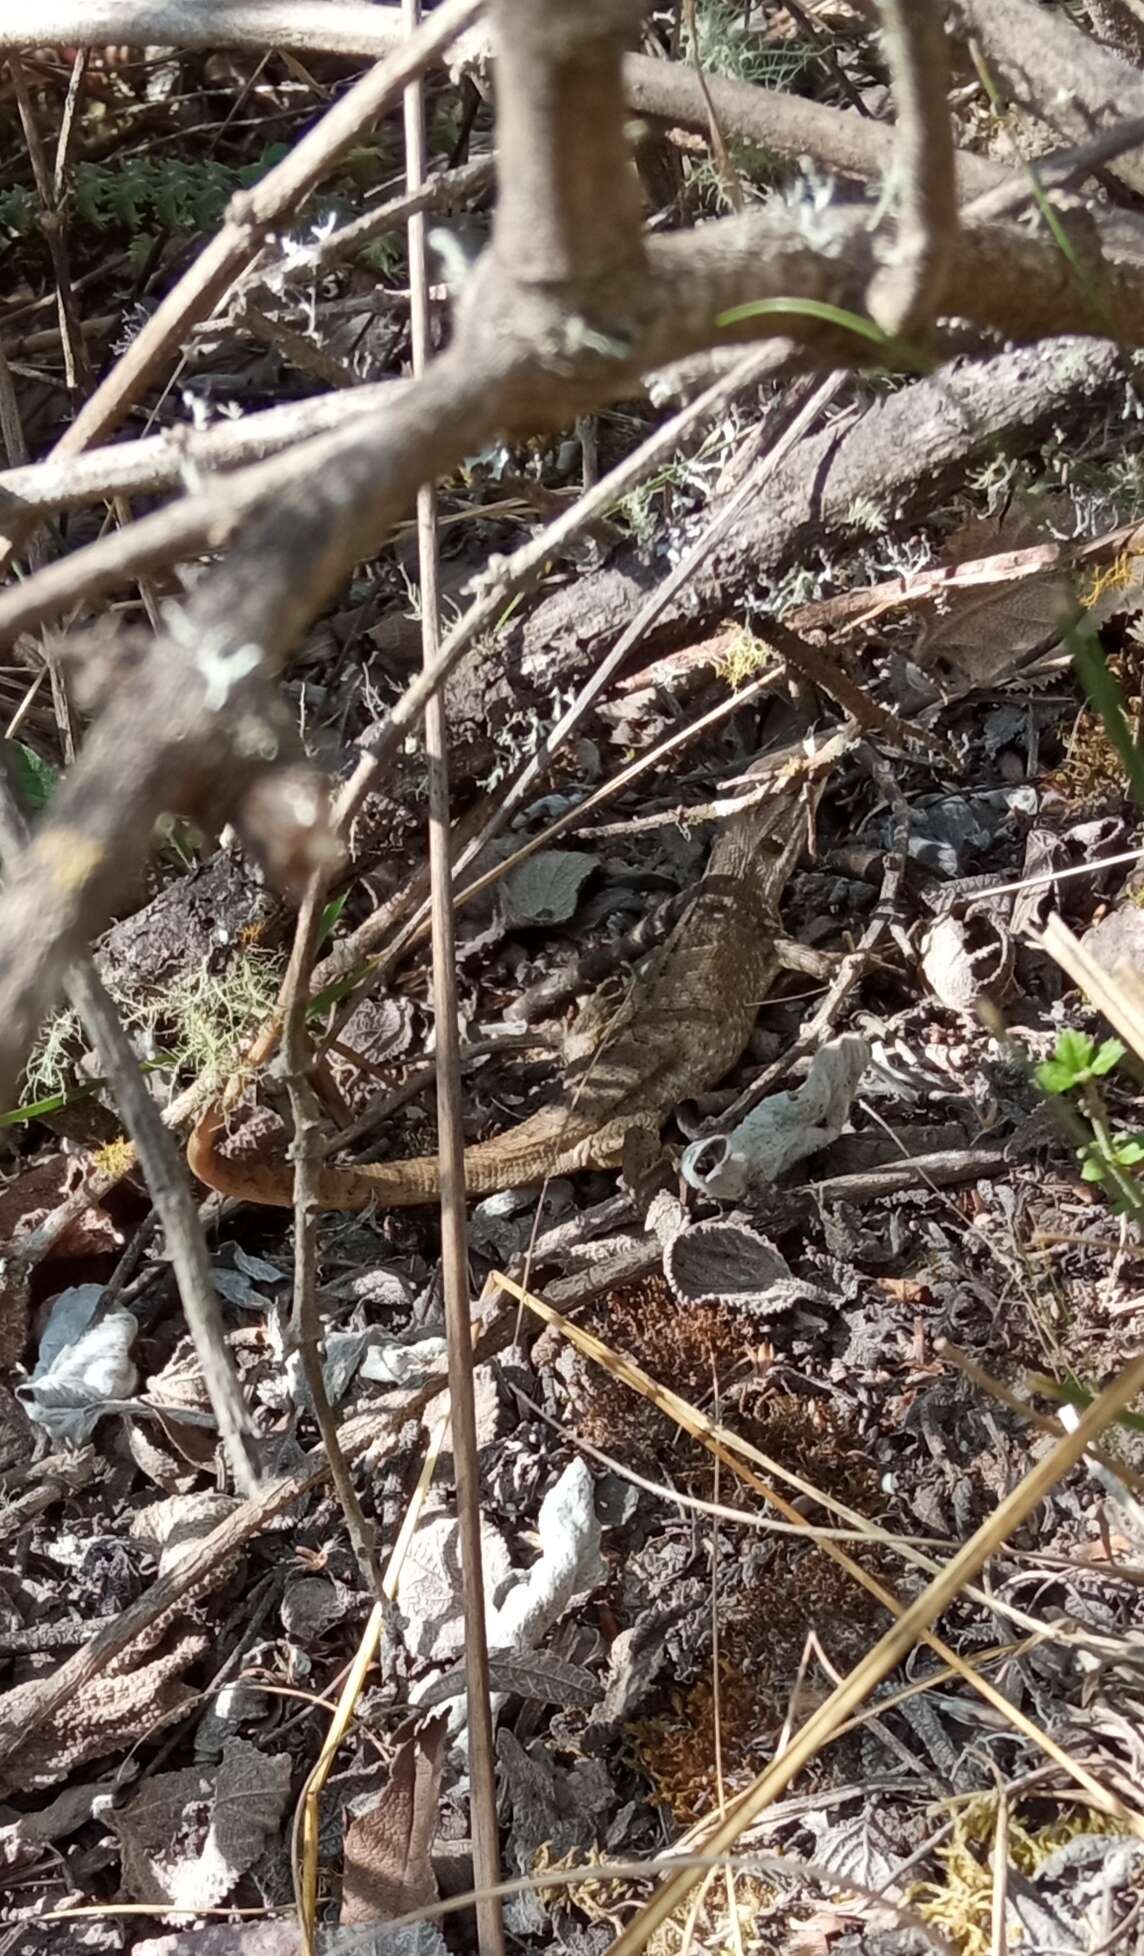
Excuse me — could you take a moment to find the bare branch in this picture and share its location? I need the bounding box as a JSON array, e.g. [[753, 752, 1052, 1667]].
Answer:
[[623, 50, 1003, 203], [951, 0, 1144, 195], [492, 0, 644, 287], [403, 10, 503, 1946], [0, 0, 482, 572], [0, 381, 405, 519], [869, 0, 957, 335]]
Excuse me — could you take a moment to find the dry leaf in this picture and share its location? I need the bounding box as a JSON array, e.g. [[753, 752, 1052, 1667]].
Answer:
[[498, 850, 595, 927], [920, 913, 1013, 1011], [131, 1492, 243, 1576], [112, 1735, 291, 1910], [22, 1286, 137, 1442], [340, 1717, 446, 1925], [914, 508, 1074, 686], [681, 1034, 870, 1197], [0, 1633, 206, 1792]]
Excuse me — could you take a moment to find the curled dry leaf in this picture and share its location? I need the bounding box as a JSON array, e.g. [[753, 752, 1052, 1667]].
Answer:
[[664, 1216, 832, 1315], [680, 1033, 870, 1199], [21, 1285, 138, 1442], [131, 1492, 244, 1577], [0, 1633, 207, 1793], [920, 912, 1014, 1011], [340, 1716, 447, 1926]]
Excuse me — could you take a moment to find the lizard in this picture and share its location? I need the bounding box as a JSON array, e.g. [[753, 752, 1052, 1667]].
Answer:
[[187, 740, 842, 1211]]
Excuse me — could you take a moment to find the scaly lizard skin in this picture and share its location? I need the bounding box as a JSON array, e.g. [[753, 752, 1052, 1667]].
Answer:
[[188, 766, 824, 1210]]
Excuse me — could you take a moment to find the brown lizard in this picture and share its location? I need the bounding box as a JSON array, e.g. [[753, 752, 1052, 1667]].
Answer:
[[187, 742, 840, 1211]]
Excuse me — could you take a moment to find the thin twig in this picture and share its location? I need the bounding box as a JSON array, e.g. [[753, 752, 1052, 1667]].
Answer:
[[681, 0, 745, 210], [404, 7, 504, 1951], [9, 52, 90, 393], [781, 0, 872, 117], [281, 895, 383, 1594], [0, 784, 260, 1497]]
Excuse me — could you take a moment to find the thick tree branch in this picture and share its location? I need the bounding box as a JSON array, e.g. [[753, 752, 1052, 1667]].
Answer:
[[0, 2, 411, 55], [0, 0, 482, 579], [6, 182, 1143, 657], [950, 0, 1144, 196], [493, 0, 644, 287]]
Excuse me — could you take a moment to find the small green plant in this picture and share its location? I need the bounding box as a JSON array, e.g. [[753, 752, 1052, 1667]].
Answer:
[[0, 186, 35, 239], [71, 146, 291, 236], [1035, 1029, 1144, 1215], [359, 233, 403, 278], [1035, 1028, 1123, 1095], [1, 141, 388, 262], [611, 460, 689, 544], [129, 955, 280, 1087], [24, 1006, 84, 1103], [0, 739, 58, 814], [843, 494, 888, 536], [685, 1, 819, 91], [616, 481, 660, 547]]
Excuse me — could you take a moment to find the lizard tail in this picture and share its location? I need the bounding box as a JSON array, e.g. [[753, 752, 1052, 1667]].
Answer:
[[187, 1100, 608, 1211]]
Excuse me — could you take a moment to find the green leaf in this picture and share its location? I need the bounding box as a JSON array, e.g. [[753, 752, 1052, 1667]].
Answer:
[[1115, 1139, 1144, 1166], [1091, 1037, 1126, 1077], [1080, 1154, 1106, 1182], [0, 1085, 80, 1126], [1036, 1059, 1075, 1095], [0, 738, 58, 811], [712, 296, 932, 375], [715, 295, 894, 347], [318, 890, 349, 948], [0, 1052, 175, 1129], [1055, 1029, 1096, 1079]]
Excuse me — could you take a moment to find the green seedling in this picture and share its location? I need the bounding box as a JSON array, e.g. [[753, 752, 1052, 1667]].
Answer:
[[1035, 1029, 1144, 1217], [1035, 1029, 1124, 1095]]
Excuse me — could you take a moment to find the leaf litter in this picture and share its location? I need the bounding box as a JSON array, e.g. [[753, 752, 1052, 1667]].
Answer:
[[8, 18, 1144, 1956]]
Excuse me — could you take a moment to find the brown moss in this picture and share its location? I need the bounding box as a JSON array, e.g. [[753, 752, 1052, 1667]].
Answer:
[[1044, 646, 1144, 809], [628, 1543, 882, 1822], [571, 1275, 755, 1480]]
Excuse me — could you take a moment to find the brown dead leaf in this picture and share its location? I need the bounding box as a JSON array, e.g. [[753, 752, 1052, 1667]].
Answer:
[[914, 507, 1075, 686], [0, 1154, 123, 1369], [0, 1153, 121, 1261], [340, 1716, 447, 1926]]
